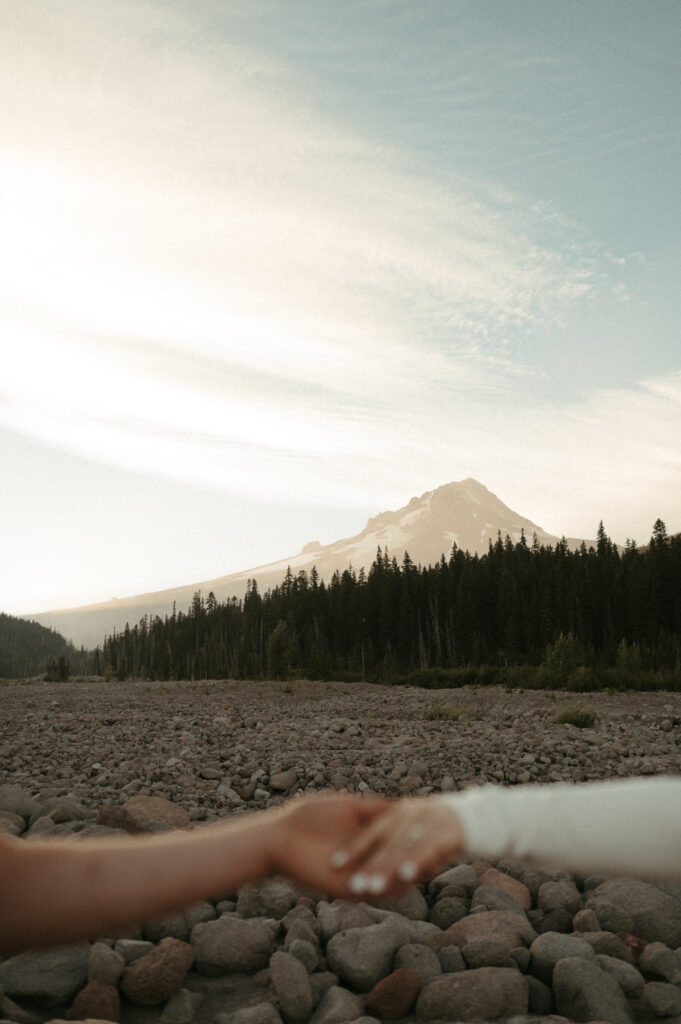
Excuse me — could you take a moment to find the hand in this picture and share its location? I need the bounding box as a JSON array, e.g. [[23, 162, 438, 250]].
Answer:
[[271, 793, 392, 897], [329, 796, 465, 899]]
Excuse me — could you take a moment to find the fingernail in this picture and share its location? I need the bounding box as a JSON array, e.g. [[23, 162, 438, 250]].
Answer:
[[398, 860, 417, 881], [349, 872, 369, 894], [331, 849, 349, 868], [368, 873, 387, 894]]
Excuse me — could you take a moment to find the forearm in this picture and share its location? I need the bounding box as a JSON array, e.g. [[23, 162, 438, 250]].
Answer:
[[0, 810, 276, 953], [442, 776, 681, 879]]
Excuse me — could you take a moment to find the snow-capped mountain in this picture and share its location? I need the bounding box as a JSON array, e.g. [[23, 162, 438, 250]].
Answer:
[[28, 479, 588, 649]]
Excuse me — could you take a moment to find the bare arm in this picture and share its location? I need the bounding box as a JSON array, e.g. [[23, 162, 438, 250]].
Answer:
[[0, 793, 387, 953]]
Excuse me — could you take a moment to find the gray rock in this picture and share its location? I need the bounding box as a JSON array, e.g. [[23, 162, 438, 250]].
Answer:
[[237, 881, 299, 920], [584, 896, 635, 934], [576, 930, 635, 964], [183, 901, 217, 931], [0, 945, 88, 1009], [415, 967, 528, 1020], [527, 975, 554, 1014], [596, 954, 644, 999], [270, 951, 314, 1024], [437, 945, 466, 973], [309, 971, 340, 1006], [287, 938, 319, 974], [639, 941, 681, 984], [529, 931, 596, 985], [643, 980, 681, 1018], [216, 1003, 283, 1024], [143, 910, 189, 943], [377, 888, 428, 921], [88, 941, 126, 985], [462, 937, 515, 969], [192, 916, 277, 975], [446, 910, 537, 951], [553, 956, 633, 1024], [572, 907, 600, 932], [269, 769, 298, 791], [317, 901, 375, 944], [428, 864, 479, 898], [593, 878, 681, 947], [537, 879, 582, 915], [309, 985, 364, 1024], [393, 944, 442, 986], [326, 917, 410, 992], [114, 938, 155, 964], [471, 884, 528, 918], [0, 783, 41, 821], [427, 896, 467, 929], [161, 987, 204, 1024]]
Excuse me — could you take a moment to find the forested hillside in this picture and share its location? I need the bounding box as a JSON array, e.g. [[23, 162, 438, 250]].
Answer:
[[100, 520, 681, 690], [0, 613, 86, 679]]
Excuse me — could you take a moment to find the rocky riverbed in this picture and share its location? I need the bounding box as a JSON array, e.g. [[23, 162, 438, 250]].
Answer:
[[1, 678, 681, 1024]]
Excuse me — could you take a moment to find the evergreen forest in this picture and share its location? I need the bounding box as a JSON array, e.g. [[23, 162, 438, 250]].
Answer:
[[0, 613, 86, 680], [99, 520, 681, 692]]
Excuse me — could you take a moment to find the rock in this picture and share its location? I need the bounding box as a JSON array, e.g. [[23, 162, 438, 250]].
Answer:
[[121, 937, 194, 1007], [576, 930, 635, 964], [287, 939, 319, 973], [71, 981, 121, 1022], [537, 879, 582, 915], [317, 901, 375, 943], [0, 784, 41, 821], [444, 910, 536, 951], [117, 795, 190, 832], [216, 1003, 283, 1024], [479, 867, 531, 910], [161, 987, 203, 1024], [596, 954, 644, 999], [0, 946, 89, 1009], [88, 943, 125, 986], [643, 980, 681, 1018], [309, 985, 364, 1024], [638, 941, 681, 983], [192, 916, 277, 975], [529, 931, 596, 985], [585, 897, 635, 934], [0, 811, 26, 836], [269, 769, 298, 792], [593, 879, 681, 947], [553, 957, 633, 1024], [0, 989, 40, 1024], [326, 917, 410, 992], [427, 896, 467, 929], [471, 884, 528, 917], [365, 967, 420, 1020], [143, 911, 189, 943], [309, 971, 340, 1006], [428, 864, 479, 898], [572, 908, 600, 932], [114, 939, 154, 964], [462, 938, 515, 969], [437, 946, 466, 973], [415, 967, 528, 1020], [393, 944, 442, 986], [237, 881, 299, 920], [527, 975, 554, 1014], [269, 951, 313, 1023], [377, 888, 428, 921]]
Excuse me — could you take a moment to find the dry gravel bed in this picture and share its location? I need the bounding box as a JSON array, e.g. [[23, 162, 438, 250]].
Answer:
[[1, 678, 681, 1024]]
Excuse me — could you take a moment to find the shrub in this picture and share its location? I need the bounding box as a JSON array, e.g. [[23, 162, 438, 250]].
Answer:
[[554, 703, 598, 728], [424, 704, 464, 721]]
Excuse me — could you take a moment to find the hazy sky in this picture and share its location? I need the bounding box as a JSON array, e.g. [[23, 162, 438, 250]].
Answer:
[[2, 0, 680, 615]]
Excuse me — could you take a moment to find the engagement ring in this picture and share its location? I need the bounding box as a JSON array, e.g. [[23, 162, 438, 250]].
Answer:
[[408, 824, 426, 842]]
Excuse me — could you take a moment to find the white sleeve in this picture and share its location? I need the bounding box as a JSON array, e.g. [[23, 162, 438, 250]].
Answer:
[[440, 776, 681, 879]]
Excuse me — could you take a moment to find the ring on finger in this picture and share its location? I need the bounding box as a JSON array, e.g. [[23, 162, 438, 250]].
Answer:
[[408, 824, 426, 842]]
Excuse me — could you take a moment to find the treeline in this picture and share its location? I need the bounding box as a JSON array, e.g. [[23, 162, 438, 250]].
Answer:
[[0, 613, 87, 679], [99, 519, 681, 691]]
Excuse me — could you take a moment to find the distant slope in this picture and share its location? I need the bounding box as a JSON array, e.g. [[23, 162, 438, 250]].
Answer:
[[28, 478, 591, 649], [0, 612, 78, 678]]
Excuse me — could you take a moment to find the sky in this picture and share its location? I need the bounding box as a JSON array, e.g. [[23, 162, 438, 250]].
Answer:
[[2, 0, 681, 616]]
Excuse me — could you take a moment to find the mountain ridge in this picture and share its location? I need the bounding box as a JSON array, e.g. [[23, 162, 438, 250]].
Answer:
[[26, 478, 591, 649]]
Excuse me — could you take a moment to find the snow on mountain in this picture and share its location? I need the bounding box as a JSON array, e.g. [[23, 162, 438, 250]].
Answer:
[[27, 478, 588, 649]]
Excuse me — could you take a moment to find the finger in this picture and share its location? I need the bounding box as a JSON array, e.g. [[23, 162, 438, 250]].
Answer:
[[329, 813, 396, 871]]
